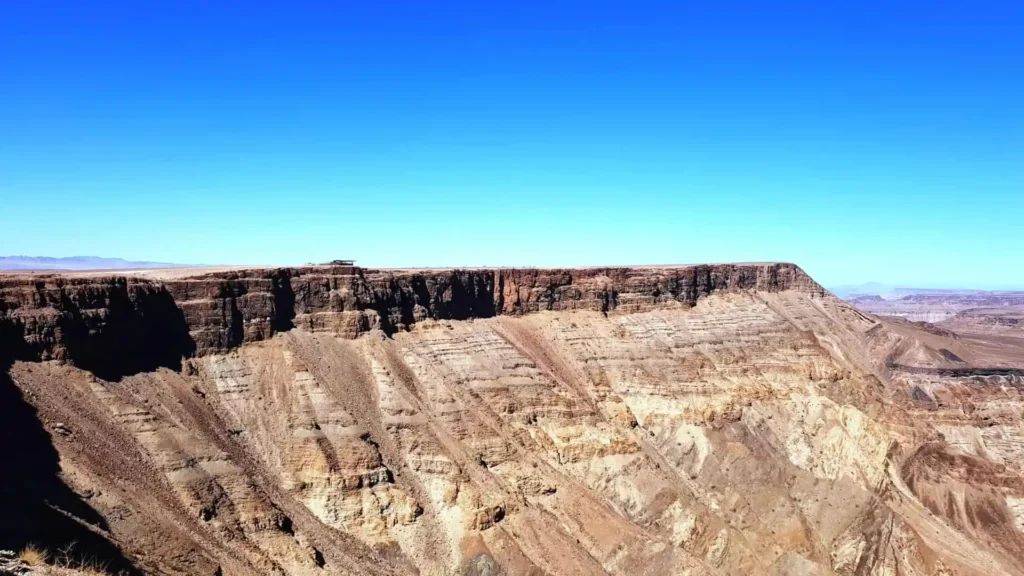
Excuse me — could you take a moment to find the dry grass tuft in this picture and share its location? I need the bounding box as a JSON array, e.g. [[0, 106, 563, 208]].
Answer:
[[13, 542, 115, 575], [18, 544, 48, 566]]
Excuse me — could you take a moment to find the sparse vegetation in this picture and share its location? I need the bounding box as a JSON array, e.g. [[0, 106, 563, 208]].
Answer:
[[14, 542, 115, 575], [53, 542, 112, 575], [18, 544, 48, 566]]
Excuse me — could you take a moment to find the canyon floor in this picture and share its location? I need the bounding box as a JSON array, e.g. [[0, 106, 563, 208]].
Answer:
[[2, 264, 1023, 576]]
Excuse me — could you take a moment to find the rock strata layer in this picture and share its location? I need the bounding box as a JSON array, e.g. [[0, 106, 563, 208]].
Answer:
[[0, 263, 820, 377], [3, 263, 1023, 576]]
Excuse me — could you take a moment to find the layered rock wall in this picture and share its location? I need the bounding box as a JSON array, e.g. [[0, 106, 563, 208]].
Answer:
[[0, 263, 821, 378], [6, 262, 1024, 576]]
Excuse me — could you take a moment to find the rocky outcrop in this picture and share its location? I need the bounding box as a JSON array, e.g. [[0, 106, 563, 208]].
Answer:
[[0, 278, 194, 379], [0, 263, 821, 378]]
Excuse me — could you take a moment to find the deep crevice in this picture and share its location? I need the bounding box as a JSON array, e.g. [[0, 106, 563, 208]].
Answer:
[[271, 271, 296, 333]]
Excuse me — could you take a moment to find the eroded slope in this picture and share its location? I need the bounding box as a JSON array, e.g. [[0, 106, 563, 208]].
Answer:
[[2, 265, 1023, 575]]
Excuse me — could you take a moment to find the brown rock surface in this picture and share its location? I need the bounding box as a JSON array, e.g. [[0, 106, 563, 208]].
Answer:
[[2, 264, 1023, 575]]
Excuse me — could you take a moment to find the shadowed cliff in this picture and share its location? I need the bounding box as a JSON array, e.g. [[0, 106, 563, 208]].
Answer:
[[0, 355, 138, 573]]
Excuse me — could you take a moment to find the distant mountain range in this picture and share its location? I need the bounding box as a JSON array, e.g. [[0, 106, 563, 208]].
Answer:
[[0, 256, 184, 271], [829, 282, 1024, 299], [828, 282, 899, 299]]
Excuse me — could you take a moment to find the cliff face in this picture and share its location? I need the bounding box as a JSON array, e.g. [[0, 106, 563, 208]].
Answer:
[[4, 263, 1024, 576], [0, 263, 820, 379]]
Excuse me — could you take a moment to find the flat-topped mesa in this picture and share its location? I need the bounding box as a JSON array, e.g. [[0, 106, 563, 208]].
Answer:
[[0, 263, 823, 378]]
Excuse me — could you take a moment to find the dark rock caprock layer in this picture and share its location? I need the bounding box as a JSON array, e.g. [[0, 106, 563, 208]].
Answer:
[[0, 263, 822, 378]]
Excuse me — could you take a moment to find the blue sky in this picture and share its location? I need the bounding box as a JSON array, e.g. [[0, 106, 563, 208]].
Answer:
[[1, 2, 1022, 287]]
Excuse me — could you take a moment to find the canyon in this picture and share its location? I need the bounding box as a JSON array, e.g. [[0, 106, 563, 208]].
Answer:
[[1, 263, 1023, 576], [846, 289, 1024, 324]]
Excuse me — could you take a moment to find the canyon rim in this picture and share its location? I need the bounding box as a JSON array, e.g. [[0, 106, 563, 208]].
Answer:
[[1, 263, 1023, 575]]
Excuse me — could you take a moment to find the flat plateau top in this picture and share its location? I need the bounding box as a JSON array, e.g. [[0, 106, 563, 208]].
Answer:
[[0, 262, 793, 281]]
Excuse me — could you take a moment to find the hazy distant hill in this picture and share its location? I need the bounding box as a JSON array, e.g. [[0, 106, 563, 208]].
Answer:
[[0, 255, 183, 271], [830, 282, 1024, 299], [829, 282, 897, 299]]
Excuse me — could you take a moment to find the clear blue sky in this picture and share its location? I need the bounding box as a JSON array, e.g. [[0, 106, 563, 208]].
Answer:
[[2, 2, 1022, 287]]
